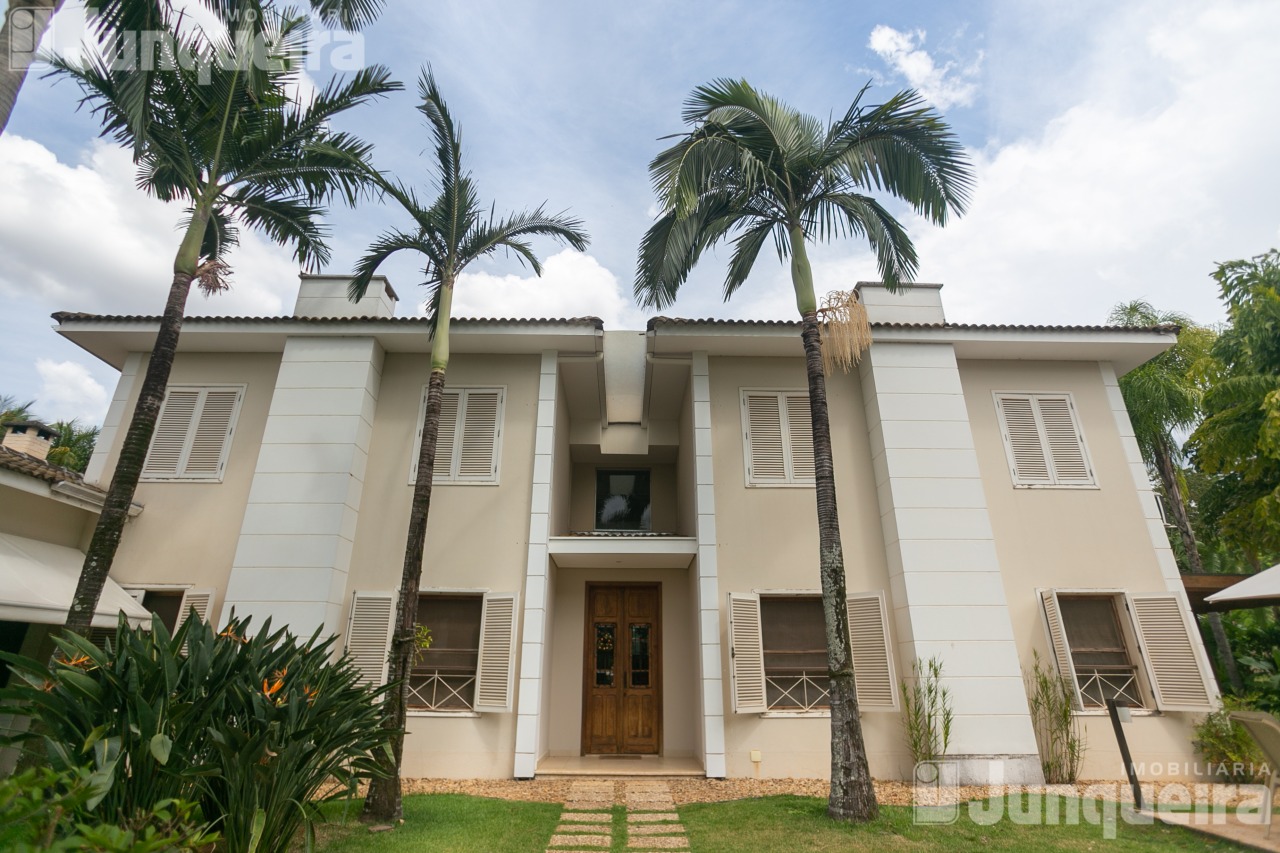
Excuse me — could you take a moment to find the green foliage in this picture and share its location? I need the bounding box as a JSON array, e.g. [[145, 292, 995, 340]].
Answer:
[[0, 394, 36, 427], [46, 419, 100, 473], [0, 766, 215, 852], [1025, 652, 1085, 783], [900, 656, 952, 763], [1192, 698, 1269, 783], [0, 614, 391, 853]]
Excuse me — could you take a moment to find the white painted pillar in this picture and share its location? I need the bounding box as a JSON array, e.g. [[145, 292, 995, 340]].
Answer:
[[514, 350, 558, 778], [691, 351, 727, 777], [860, 341, 1043, 785], [220, 337, 382, 637], [84, 352, 144, 488]]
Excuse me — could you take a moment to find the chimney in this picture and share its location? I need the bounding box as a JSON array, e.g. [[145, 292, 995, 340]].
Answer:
[[293, 273, 398, 319], [2, 420, 57, 461], [854, 281, 946, 325]]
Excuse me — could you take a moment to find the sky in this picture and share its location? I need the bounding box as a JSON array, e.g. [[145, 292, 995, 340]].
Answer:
[[1, 0, 1277, 426]]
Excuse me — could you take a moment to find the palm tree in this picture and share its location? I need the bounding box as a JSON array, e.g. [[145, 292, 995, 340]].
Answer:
[[52, 6, 399, 637], [0, 0, 386, 134], [347, 68, 589, 821], [635, 79, 972, 821], [1106, 301, 1241, 691], [0, 394, 36, 426], [47, 419, 101, 472]]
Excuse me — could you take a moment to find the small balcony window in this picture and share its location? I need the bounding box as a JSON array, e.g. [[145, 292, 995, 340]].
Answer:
[[595, 469, 651, 531]]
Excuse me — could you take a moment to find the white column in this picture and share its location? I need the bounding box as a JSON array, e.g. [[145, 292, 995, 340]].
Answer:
[[514, 350, 558, 778], [220, 337, 382, 637], [84, 352, 143, 487], [860, 341, 1043, 785], [692, 351, 727, 777]]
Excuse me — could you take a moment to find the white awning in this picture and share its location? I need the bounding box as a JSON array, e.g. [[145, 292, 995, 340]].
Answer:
[[1205, 563, 1280, 607], [0, 532, 151, 628]]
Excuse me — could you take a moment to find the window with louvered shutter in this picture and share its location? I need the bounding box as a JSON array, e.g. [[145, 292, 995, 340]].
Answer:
[[994, 393, 1094, 487], [728, 592, 768, 713], [846, 592, 897, 710], [175, 588, 214, 630], [142, 386, 244, 481], [1127, 593, 1214, 712], [346, 591, 396, 688], [1038, 590, 1085, 709], [474, 593, 516, 712], [410, 387, 503, 484], [741, 390, 815, 486]]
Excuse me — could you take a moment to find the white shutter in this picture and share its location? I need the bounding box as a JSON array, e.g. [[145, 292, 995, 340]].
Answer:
[[176, 588, 215, 630], [1037, 396, 1092, 484], [184, 390, 239, 477], [457, 390, 502, 481], [143, 390, 199, 477], [785, 394, 815, 482], [142, 387, 242, 481], [1039, 590, 1084, 709], [346, 591, 396, 688], [432, 391, 460, 481], [728, 592, 767, 713], [1127, 593, 1215, 712], [474, 593, 516, 712], [846, 591, 897, 710], [743, 393, 786, 484], [997, 395, 1052, 485]]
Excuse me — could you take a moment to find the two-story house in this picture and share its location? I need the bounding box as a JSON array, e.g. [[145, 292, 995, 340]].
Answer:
[[46, 274, 1219, 784]]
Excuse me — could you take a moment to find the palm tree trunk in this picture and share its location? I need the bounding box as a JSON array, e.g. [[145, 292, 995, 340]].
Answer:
[[800, 313, 877, 821], [0, 0, 61, 134], [1152, 441, 1243, 692], [365, 284, 454, 822]]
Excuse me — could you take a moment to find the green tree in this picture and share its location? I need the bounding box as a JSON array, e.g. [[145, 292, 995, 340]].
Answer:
[[52, 4, 399, 638], [347, 68, 589, 821], [0, 394, 36, 427], [46, 419, 100, 473], [1106, 301, 1240, 690], [1188, 250, 1280, 558], [635, 79, 972, 821]]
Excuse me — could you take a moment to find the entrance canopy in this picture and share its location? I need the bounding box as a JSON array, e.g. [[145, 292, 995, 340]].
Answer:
[[1205, 564, 1280, 610], [0, 532, 150, 628]]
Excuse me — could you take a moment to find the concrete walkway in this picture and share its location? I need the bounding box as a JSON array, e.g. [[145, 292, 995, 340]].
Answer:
[[546, 779, 690, 852]]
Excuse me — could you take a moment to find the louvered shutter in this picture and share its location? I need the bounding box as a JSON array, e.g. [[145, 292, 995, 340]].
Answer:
[[728, 592, 767, 713], [143, 390, 199, 477], [346, 591, 396, 688], [1039, 590, 1084, 709], [432, 391, 460, 481], [184, 391, 239, 477], [744, 393, 786, 484], [474, 593, 516, 712], [457, 390, 502, 481], [1036, 396, 1092, 484], [177, 588, 214, 630], [785, 394, 815, 482], [846, 592, 897, 710], [1127, 593, 1214, 711], [997, 395, 1052, 485]]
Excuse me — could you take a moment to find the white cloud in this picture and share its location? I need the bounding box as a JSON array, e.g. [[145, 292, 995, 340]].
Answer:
[[35, 359, 110, 424], [868, 25, 981, 110], [450, 250, 642, 329]]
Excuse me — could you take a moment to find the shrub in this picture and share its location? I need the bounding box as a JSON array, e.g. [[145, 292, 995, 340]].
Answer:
[[0, 614, 390, 853], [1193, 697, 1269, 783], [1025, 651, 1084, 783], [901, 655, 952, 763]]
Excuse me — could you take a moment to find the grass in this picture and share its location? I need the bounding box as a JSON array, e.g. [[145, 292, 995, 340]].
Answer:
[[307, 795, 561, 853]]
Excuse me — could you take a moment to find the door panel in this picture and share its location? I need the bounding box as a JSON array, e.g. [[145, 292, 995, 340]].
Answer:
[[583, 584, 661, 754]]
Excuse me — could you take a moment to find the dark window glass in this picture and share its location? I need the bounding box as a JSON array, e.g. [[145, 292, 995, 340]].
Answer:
[[595, 469, 651, 531], [761, 596, 829, 710], [630, 624, 650, 687], [411, 595, 483, 710], [595, 624, 616, 686], [0, 620, 28, 689], [142, 591, 184, 633]]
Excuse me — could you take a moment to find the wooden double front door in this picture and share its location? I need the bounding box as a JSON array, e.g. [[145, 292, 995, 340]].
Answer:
[[582, 584, 661, 754]]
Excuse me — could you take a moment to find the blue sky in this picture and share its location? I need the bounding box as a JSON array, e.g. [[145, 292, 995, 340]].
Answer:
[[1, 0, 1277, 425]]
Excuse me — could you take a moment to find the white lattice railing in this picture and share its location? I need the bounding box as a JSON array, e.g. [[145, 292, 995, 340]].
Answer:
[[1076, 665, 1143, 708], [408, 668, 476, 711], [766, 670, 830, 711]]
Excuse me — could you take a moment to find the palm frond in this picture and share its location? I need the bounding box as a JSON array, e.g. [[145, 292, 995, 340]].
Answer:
[[350, 230, 440, 301]]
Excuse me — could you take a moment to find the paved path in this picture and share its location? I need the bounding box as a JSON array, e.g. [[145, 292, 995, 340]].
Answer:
[[547, 779, 690, 852]]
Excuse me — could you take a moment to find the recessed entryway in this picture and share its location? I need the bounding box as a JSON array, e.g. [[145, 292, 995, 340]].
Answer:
[[582, 583, 661, 754]]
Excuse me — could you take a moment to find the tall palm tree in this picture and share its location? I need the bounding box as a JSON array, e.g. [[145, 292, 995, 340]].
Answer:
[[0, 0, 386, 134], [1107, 301, 1241, 691], [53, 5, 399, 637], [347, 68, 589, 821], [636, 79, 972, 821], [47, 419, 101, 472]]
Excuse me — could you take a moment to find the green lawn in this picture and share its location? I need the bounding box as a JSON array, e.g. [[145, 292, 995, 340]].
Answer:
[[310, 795, 562, 853]]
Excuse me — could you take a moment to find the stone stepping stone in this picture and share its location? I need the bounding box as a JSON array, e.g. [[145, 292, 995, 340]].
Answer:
[[627, 836, 689, 849], [627, 812, 680, 822], [629, 824, 686, 835], [557, 824, 613, 834], [560, 812, 611, 823], [549, 834, 611, 847], [564, 801, 613, 811]]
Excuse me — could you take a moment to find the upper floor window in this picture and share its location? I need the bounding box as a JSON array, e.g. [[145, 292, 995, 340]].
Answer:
[[741, 390, 815, 487], [142, 386, 244, 481], [993, 392, 1095, 487], [595, 469, 651, 531], [410, 387, 504, 484]]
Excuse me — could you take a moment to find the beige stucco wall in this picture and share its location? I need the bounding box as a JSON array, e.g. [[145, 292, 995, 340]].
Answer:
[[706, 356, 908, 778], [545, 567, 698, 759], [960, 358, 1206, 780], [0, 484, 97, 548], [551, 375, 572, 536], [107, 353, 281, 614], [675, 381, 696, 539]]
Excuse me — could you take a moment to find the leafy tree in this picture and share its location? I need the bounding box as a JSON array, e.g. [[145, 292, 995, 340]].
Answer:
[[635, 79, 971, 821], [51, 3, 399, 638], [0, 394, 36, 427], [46, 419, 100, 473], [1188, 250, 1280, 558], [347, 68, 589, 821]]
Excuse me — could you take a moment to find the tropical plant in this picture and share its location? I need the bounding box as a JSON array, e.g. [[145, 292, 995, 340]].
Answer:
[[901, 656, 952, 764], [1188, 250, 1280, 557], [347, 68, 589, 821], [0, 393, 36, 426], [46, 419, 100, 472], [1025, 651, 1084, 784], [0, 613, 390, 853], [48, 4, 399, 638], [1192, 697, 1269, 784], [634, 78, 972, 820]]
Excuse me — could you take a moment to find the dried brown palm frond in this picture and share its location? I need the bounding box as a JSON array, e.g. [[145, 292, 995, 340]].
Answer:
[[195, 259, 233, 296], [818, 289, 872, 374]]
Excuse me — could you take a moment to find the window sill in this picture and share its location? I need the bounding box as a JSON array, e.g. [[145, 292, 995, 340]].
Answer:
[[407, 710, 480, 718], [745, 482, 815, 489], [1073, 708, 1158, 717], [1010, 483, 1099, 490], [761, 710, 830, 718]]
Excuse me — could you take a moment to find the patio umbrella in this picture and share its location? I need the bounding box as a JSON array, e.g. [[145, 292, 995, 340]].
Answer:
[[1205, 563, 1280, 609]]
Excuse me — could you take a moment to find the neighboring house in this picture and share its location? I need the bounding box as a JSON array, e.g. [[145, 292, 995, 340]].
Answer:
[[49, 274, 1219, 784]]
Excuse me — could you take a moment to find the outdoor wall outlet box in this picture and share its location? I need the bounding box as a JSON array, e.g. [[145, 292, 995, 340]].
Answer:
[[750, 750, 762, 763], [1117, 706, 1132, 723]]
